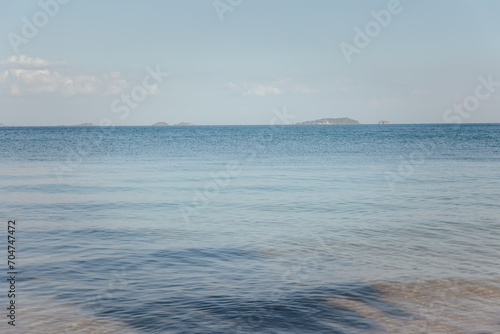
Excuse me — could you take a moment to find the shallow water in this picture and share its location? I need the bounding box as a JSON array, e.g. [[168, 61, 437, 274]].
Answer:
[[1, 124, 499, 333]]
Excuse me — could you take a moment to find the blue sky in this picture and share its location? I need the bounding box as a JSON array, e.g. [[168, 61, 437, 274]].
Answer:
[[1, 0, 500, 125]]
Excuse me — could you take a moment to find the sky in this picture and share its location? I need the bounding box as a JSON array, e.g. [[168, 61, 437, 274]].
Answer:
[[1, 0, 500, 126]]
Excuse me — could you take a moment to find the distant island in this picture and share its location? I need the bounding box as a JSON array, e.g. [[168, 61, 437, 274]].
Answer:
[[296, 117, 359, 125], [151, 122, 194, 126], [378, 120, 391, 124], [57, 123, 94, 127]]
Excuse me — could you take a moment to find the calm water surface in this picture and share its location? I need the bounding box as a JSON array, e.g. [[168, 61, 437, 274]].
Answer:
[[1, 124, 499, 333]]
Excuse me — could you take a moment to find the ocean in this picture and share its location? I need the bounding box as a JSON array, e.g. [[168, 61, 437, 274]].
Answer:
[[1, 124, 499, 333]]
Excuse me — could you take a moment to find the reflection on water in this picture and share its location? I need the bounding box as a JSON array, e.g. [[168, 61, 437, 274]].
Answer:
[[329, 278, 500, 333], [18, 278, 500, 333]]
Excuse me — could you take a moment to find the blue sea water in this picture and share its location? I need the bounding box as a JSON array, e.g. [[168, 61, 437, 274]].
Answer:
[[1, 124, 500, 333]]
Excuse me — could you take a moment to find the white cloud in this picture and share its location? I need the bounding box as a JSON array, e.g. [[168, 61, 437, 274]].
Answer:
[[0, 55, 67, 68], [0, 55, 128, 96], [228, 79, 315, 97], [227, 81, 282, 97], [243, 84, 282, 97]]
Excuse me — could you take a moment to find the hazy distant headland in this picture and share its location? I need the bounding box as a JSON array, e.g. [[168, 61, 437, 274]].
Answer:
[[152, 122, 194, 126], [56, 123, 94, 127], [295, 117, 360, 125], [0, 119, 416, 126], [51, 122, 196, 127]]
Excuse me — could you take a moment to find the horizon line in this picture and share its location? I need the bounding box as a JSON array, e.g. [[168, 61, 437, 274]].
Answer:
[[1, 122, 500, 127]]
